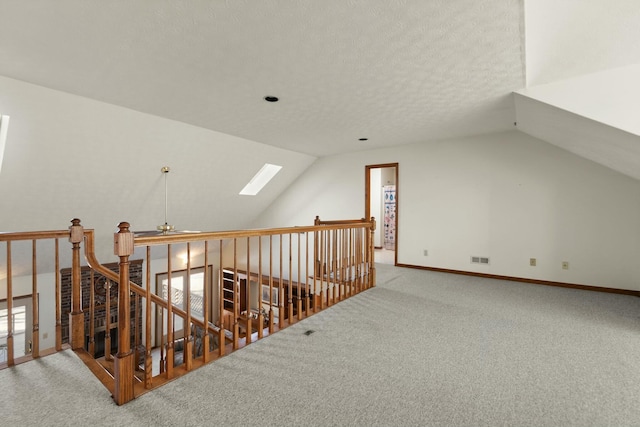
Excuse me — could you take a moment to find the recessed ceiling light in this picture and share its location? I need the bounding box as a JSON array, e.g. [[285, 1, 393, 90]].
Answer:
[[264, 96, 279, 102], [359, 138, 368, 141]]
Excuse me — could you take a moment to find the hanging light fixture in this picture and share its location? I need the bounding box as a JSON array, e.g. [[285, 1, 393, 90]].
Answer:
[[157, 166, 175, 234]]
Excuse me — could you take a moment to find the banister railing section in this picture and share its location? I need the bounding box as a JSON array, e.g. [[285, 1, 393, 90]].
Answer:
[[1, 216, 376, 406]]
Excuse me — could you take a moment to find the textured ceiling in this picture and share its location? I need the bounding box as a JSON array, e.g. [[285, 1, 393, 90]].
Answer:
[[0, 0, 525, 157]]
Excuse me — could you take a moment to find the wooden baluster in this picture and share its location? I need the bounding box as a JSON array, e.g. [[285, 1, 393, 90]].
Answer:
[[325, 229, 330, 308], [113, 221, 135, 405], [55, 238, 62, 351], [352, 227, 357, 294], [133, 293, 140, 370], [305, 232, 311, 317], [362, 225, 368, 289], [202, 241, 210, 362], [313, 220, 319, 313], [319, 229, 325, 309], [246, 237, 252, 344], [351, 228, 357, 294], [185, 243, 193, 371], [344, 228, 349, 297], [218, 240, 225, 357], [166, 245, 174, 378], [347, 228, 353, 298], [232, 239, 239, 350], [6, 241, 14, 366], [297, 233, 303, 321], [337, 229, 343, 302], [31, 239, 40, 358], [144, 246, 152, 387], [268, 236, 275, 333], [337, 229, 343, 301], [278, 235, 285, 329], [105, 278, 112, 361], [336, 229, 347, 301], [257, 236, 264, 340], [333, 229, 337, 302], [328, 230, 334, 304], [88, 270, 95, 356], [159, 306, 165, 374], [288, 234, 294, 324], [357, 228, 363, 292], [68, 218, 84, 350]]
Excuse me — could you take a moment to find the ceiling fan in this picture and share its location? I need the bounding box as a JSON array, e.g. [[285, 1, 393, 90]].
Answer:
[[133, 166, 201, 237]]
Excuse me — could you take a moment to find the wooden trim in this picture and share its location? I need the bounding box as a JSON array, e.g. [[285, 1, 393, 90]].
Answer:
[[365, 163, 399, 267], [395, 263, 640, 297]]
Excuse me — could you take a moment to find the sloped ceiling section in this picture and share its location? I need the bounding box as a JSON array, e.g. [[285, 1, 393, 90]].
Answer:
[[514, 65, 640, 181], [519, 0, 640, 181], [517, 65, 640, 137], [514, 93, 640, 181], [0, 0, 525, 157], [0, 75, 317, 269]]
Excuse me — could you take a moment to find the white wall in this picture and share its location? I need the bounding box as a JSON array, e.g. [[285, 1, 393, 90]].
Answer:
[[0, 75, 316, 266], [256, 131, 640, 290], [525, 0, 640, 86]]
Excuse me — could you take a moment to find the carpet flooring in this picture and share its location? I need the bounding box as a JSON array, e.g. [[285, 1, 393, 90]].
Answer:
[[3, 263, 640, 426]]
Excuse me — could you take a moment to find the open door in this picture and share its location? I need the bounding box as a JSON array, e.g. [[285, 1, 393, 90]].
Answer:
[[365, 164, 398, 266]]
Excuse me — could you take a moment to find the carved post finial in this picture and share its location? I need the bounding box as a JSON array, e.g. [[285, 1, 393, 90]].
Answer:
[[69, 218, 84, 244], [114, 222, 134, 258]]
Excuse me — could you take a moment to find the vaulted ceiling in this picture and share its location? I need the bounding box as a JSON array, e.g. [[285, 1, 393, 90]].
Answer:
[[4, 0, 524, 158], [2, 1, 639, 171]]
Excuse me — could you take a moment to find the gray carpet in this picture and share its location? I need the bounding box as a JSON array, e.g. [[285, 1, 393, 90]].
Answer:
[[3, 264, 640, 426]]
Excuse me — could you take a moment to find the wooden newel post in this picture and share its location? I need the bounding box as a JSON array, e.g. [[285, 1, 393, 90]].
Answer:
[[69, 218, 85, 350], [113, 222, 135, 405]]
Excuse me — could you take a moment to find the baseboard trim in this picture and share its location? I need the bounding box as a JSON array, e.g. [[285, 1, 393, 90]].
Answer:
[[394, 263, 640, 297]]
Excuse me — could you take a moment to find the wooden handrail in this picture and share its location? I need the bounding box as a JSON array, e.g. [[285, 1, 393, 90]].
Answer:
[[0, 230, 70, 241], [22, 216, 375, 406], [132, 221, 374, 246]]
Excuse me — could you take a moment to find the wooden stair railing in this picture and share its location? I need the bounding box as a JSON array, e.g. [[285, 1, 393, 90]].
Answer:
[[2, 216, 376, 405], [97, 216, 377, 405], [0, 219, 89, 369]]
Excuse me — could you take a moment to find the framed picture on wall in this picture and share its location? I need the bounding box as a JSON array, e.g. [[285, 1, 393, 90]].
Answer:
[[261, 285, 279, 305]]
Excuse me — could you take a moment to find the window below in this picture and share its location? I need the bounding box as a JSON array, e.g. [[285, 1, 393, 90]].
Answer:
[[0, 115, 9, 174]]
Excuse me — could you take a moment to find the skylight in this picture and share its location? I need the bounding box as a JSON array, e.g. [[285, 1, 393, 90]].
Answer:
[[239, 163, 282, 196], [0, 115, 9, 174]]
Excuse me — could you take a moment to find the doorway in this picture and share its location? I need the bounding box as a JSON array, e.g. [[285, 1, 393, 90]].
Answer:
[[365, 163, 398, 266]]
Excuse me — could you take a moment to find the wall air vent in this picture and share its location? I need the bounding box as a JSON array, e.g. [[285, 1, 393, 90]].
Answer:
[[471, 256, 490, 265]]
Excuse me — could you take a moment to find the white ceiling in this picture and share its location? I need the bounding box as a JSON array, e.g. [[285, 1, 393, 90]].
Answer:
[[0, 0, 525, 157]]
